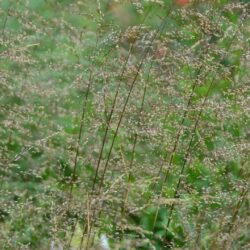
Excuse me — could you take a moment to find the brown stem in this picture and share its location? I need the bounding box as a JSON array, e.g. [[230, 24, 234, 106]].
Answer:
[[84, 10, 171, 249], [92, 43, 134, 191], [68, 74, 92, 202], [166, 76, 215, 228], [122, 61, 153, 214]]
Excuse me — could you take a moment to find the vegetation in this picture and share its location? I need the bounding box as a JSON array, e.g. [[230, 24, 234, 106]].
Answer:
[[0, 0, 249, 249]]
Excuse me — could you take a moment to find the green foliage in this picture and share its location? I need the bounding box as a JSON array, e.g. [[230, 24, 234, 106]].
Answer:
[[0, 0, 249, 249]]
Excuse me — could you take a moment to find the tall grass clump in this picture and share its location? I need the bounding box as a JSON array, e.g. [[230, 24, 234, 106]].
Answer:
[[0, 0, 249, 249]]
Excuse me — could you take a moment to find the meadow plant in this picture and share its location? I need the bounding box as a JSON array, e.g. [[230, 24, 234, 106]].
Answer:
[[0, 0, 249, 249]]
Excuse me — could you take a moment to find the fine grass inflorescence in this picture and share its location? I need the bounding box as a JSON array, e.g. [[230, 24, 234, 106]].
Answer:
[[0, 0, 249, 249]]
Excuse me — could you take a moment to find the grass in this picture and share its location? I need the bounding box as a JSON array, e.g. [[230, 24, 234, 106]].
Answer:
[[0, 0, 250, 249]]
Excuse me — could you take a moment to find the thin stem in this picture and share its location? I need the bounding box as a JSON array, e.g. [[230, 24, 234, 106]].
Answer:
[[97, 13, 169, 195], [68, 73, 92, 202], [156, 65, 203, 187], [227, 172, 250, 234], [151, 65, 204, 230], [164, 33, 237, 230], [92, 43, 134, 191], [166, 76, 215, 228], [84, 10, 171, 249], [122, 61, 153, 214], [68, 34, 100, 203]]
